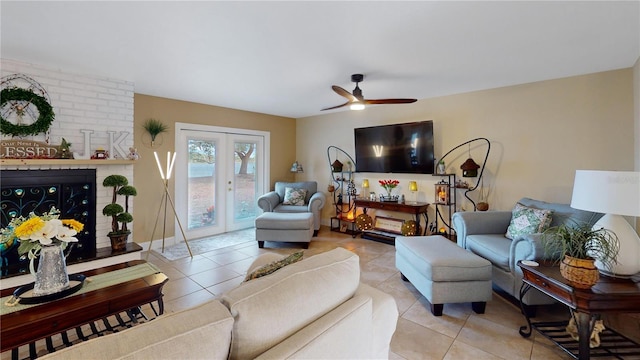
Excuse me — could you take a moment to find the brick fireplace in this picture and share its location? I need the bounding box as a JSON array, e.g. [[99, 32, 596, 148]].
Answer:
[[0, 59, 138, 288], [1, 169, 96, 277], [0, 163, 137, 285]]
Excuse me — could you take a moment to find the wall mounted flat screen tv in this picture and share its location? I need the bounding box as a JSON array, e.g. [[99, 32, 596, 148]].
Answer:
[[354, 120, 434, 174]]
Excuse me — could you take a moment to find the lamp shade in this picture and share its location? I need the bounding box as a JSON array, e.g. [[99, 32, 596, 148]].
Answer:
[[409, 181, 418, 192], [570, 170, 640, 277], [362, 179, 369, 189], [570, 170, 640, 216]]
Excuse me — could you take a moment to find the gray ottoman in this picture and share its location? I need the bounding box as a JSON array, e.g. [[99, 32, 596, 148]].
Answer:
[[255, 212, 314, 248], [395, 235, 492, 316]]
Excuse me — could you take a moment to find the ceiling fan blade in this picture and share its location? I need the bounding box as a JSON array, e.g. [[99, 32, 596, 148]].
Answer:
[[332, 85, 357, 101], [321, 101, 350, 111], [363, 98, 417, 105]]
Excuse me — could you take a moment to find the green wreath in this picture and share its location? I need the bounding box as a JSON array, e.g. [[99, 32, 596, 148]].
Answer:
[[1, 88, 55, 137]]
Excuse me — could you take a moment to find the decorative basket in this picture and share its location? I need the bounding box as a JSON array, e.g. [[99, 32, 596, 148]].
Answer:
[[560, 255, 599, 289]]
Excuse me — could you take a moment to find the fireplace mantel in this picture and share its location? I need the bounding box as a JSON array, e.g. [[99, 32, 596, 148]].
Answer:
[[1, 159, 135, 166]]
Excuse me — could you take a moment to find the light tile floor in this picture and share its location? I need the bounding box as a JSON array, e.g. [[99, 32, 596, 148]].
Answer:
[[146, 227, 574, 360]]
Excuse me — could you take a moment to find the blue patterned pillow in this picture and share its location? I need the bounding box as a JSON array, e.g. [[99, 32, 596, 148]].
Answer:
[[506, 203, 553, 240], [283, 187, 307, 206]]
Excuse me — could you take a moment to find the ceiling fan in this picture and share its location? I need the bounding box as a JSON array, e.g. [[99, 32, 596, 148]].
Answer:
[[321, 74, 417, 111]]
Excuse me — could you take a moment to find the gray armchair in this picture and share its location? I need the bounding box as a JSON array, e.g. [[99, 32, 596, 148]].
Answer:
[[452, 197, 603, 308], [257, 181, 326, 236]]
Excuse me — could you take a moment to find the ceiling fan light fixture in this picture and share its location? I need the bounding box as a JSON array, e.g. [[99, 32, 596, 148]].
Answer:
[[322, 74, 416, 112], [350, 102, 365, 111]]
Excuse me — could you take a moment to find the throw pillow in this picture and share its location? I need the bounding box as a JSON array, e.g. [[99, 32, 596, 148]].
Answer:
[[244, 251, 304, 281], [505, 202, 553, 240], [282, 187, 307, 206]]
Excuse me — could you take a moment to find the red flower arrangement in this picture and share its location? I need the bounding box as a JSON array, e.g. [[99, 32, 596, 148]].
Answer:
[[379, 179, 400, 196]]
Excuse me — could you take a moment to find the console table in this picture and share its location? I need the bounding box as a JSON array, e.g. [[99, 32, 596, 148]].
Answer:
[[354, 199, 429, 242], [1, 260, 168, 360], [518, 260, 640, 360]]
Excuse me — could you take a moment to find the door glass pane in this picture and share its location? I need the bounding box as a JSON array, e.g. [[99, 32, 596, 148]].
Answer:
[[188, 139, 216, 230], [234, 141, 258, 220]]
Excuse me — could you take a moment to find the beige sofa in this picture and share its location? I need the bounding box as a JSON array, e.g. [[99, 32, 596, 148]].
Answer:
[[41, 248, 398, 360]]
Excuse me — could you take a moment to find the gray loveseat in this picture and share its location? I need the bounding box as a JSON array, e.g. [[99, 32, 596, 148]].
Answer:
[[257, 181, 326, 235], [452, 197, 603, 308]]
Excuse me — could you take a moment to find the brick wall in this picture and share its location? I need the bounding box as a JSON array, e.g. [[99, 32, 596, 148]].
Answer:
[[1, 58, 135, 249]]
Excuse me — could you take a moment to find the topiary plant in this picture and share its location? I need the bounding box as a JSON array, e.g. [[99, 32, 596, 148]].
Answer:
[[102, 175, 137, 235]]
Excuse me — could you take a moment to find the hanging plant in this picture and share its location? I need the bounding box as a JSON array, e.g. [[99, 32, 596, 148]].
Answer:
[[0, 88, 55, 137], [142, 118, 168, 145]]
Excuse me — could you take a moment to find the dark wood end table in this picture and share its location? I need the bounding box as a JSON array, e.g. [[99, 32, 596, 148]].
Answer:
[[518, 260, 640, 360], [1, 260, 168, 359]]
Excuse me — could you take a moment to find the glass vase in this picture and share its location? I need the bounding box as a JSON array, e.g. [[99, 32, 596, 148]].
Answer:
[[33, 244, 70, 296]]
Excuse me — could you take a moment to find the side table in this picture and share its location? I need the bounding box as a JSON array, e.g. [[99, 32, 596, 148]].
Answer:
[[517, 260, 640, 360], [354, 199, 430, 242]]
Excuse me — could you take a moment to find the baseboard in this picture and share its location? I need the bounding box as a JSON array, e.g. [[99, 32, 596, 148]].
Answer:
[[141, 236, 178, 251]]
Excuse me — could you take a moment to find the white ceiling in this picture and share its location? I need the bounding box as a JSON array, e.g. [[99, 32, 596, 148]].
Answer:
[[2, 1, 639, 119]]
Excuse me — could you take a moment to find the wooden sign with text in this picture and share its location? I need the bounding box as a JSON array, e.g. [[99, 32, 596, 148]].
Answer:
[[0, 140, 62, 159]]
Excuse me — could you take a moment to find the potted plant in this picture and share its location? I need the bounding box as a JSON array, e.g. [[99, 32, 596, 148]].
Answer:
[[378, 179, 400, 202], [102, 175, 137, 251], [542, 221, 619, 289]]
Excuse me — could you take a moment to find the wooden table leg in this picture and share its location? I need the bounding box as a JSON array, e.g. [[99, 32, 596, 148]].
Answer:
[[574, 311, 592, 360], [518, 282, 534, 338]]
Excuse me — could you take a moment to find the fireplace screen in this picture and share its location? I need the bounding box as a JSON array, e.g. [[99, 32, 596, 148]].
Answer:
[[1, 169, 96, 277]]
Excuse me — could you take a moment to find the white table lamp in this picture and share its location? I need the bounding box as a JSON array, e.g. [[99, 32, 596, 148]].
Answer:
[[570, 170, 640, 277]]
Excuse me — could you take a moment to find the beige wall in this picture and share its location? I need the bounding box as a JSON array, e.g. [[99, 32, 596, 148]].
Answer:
[[631, 57, 639, 270], [608, 56, 640, 343], [297, 69, 635, 225], [132, 94, 296, 240], [636, 57, 640, 172]]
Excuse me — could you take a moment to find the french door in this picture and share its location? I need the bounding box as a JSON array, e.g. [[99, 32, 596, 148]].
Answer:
[[174, 123, 269, 241]]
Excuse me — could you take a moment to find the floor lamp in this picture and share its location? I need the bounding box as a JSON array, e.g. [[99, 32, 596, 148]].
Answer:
[[146, 151, 193, 259]]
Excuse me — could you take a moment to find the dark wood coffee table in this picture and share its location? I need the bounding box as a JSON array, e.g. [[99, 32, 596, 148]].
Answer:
[[1, 260, 168, 359]]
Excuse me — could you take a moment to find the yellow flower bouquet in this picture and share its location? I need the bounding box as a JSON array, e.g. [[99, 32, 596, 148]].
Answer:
[[0, 207, 84, 260]]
